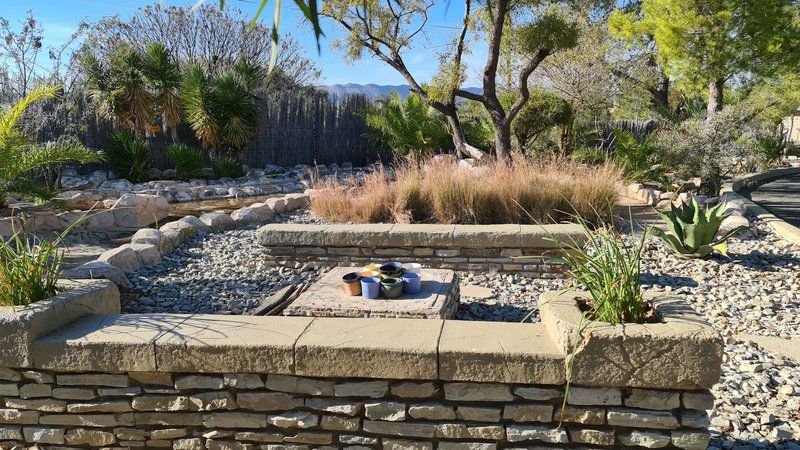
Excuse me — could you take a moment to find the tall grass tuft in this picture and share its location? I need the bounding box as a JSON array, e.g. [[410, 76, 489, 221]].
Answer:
[[310, 156, 621, 225], [0, 228, 67, 307]]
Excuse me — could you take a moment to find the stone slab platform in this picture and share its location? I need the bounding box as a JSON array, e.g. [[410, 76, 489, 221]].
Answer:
[[284, 267, 460, 319]]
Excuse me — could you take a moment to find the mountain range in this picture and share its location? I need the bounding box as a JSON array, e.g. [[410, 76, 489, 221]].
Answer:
[[320, 83, 482, 100]]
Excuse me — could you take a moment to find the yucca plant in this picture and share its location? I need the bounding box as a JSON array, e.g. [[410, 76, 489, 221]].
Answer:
[[106, 132, 151, 183], [166, 144, 204, 180], [214, 157, 244, 179], [0, 85, 104, 207], [653, 198, 748, 258]]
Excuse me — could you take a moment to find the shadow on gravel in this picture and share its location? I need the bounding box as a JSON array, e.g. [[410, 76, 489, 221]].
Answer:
[[640, 272, 699, 288], [455, 302, 538, 323], [728, 250, 800, 273]]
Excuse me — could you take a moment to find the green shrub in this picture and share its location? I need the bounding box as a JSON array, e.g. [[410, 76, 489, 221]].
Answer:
[[166, 144, 204, 180], [214, 157, 244, 179], [512, 90, 573, 151], [653, 198, 748, 258], [106, 132, 151, 183], [0, 229, 66, 306]]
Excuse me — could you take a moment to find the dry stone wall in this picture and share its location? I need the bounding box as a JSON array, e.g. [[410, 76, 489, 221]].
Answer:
[[0, 370, 713, 450], [256, 224, 585, 276]]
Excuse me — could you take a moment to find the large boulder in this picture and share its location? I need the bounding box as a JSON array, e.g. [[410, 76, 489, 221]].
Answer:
[[266, 197, 287, 215], [159, 220, 198, 247], [97, 245, 140, 273], [179, 215, 213, 235], [109, 194, 170, 227], [131, 228, 174, 255], [61, 261, 132, 288], [231, 204, 273, 226], [128, 243, 161, 266], [199, 212, 235, 232]]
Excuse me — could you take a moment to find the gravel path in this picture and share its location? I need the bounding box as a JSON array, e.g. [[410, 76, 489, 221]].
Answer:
[[121, 210, 800, 447]]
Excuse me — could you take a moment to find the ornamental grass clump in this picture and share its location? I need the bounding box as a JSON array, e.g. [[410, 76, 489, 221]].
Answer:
[[310, 157, 621, 225], [0, 228, 66, 307], [524, 212, 649, 324]]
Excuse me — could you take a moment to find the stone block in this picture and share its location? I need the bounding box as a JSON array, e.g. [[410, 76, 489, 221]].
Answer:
[[365, 401, 406, 421], [155, 315, 311, 374], [540, 291, 724, 389], [566, 387, 622, 406], [23, 426, 65, 444], [223, 374, 263, 389], [620, 430, 671, 448], [568, 427, 616, 446], [133, 412, 202, 426], [408, 403, 456, 420], [456, 406, 501, 422], [682, 391, 714, 410], [129, 242, 162, 266], [505, 425, 569, 443], [19, 383, 52, 398], [132, 395, 189, 411], [437, 443, 496, 450], [0, 425, 22, 440], [234, 431, 283, 443], [21, 370, 53, 383], [57, 373, 129, 387], [443, 383, 513, 402], [130, 372, 174, 386], [320, 415, 360, 432], [0, 408, 40, 424], [671, 430, 710, 450], [625, 388, 681, 410], [174, 375, 224, 390], [439, 321, 564, 384], [382, 438, 433, 450], [391, 382, 437, 398], [322, 224, 394, 246], [340, 435, 378, 445], [606, 407, 679, 429], [334, 381, 389, 398], [385, 224, 456, 247], [39, 412, 135, 427], [680, 410, 710, 428], [67, 400, 132, 413], [267, 411, 319, 428], [435, 424, 504, 440], [513, 386, 562, 401], [305, 398, 363, 416], [98, 387, 141, 396], [64, 428, 116, 446], [203, 412, 267, 429], [555, 406, 605, 425], [159, 220, 198, 247], [53, 387, 96, 400], [188, 392, 237, 411], [295, 318, 441, 380], [4, 398, 65, 412], [502, 403, 553, 422], [363, 421, 437, 438], [237, 392, 304, 411], [264, 375, 335, 396]]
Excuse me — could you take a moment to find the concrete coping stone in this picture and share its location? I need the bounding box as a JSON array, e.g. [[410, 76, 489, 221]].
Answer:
[[539, 290, 724, 390], [22, 291, 719, 390], [0, 279, 120, 368], [257, 223, 586, 249]]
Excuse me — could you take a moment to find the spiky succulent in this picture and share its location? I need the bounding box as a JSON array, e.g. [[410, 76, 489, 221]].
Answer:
[[652, 198, 748, 259]]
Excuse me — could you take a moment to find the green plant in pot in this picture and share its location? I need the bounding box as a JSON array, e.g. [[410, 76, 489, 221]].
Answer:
[[653, 198, 748, 258]]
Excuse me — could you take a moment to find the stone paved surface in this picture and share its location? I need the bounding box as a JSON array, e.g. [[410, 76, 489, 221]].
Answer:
[[745, 174, 800, 227]]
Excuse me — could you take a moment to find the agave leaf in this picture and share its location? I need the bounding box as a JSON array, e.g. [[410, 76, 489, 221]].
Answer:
[[712, 242, 728, 257], [713, 225, 751, 245], [652, 228, 692, 254], [656, 209, 685, 242], [682, 223, 703, 252]]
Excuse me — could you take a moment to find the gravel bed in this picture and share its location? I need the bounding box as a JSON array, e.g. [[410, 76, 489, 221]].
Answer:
[[121, 210, 800, 446]]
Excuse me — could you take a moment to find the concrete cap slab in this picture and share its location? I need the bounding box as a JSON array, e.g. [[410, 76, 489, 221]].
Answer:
[[539, 290, 723, 390], [256, 224, 329, 247], [32, 314, 190, 372], [518, 224, 586, 249], [322, 224, 394, 247], [295, 318, 443, 380], [155, 315, 313, 373], [385, 224, 456, 247], [452, 225, 522, 248], [0, 279, 120, 368], [438, 321, 565, 384]]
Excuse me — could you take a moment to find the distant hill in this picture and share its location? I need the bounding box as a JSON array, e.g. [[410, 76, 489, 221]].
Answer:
[[321, 83, 482, 100]]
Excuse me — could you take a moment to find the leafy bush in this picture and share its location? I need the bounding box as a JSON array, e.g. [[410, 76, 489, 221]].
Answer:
[[214, 157, 244, 179], [166, 144, 204, 180], [512, 91, 573, 151], [106, 132, 151, 183], [1, 85, 103, 207], [360, 92, 453, 156], [653, 198, 748, 258], [310, 157, 621, 225], [0, 229, 66, 306], [525, 214, 648, 324]]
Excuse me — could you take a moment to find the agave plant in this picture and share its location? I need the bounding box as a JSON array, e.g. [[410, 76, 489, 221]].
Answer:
[[652, 198, 748, 258]]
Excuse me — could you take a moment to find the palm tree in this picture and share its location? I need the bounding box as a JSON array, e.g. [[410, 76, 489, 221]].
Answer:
[[0, 85, 103, 207], [142, 43, 182, 140], [361, 92, 453, 156], [182, 60, 263, 162]]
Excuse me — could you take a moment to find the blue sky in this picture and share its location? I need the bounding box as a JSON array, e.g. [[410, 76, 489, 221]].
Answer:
[[2, 0, 486, 86]]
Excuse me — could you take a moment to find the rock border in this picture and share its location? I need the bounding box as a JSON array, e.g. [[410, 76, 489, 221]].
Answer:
[[721, 167, 800, 246], [62, 191, 313, 287]]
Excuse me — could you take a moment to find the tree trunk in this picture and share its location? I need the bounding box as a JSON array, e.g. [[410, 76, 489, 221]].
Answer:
[[493, 120, 513, 162], [707, 78, 724, 119], [442, 109, 486, 160], [559, 116, 574, 155], [652, 74, 670, 112]]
